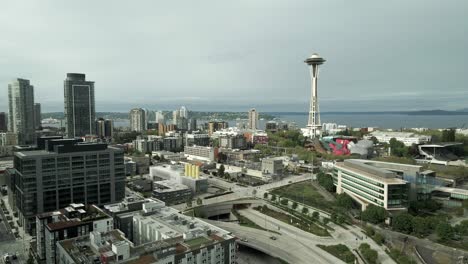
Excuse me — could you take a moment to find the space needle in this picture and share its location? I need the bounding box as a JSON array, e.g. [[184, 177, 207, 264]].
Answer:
[[303, 53, 326, 138]]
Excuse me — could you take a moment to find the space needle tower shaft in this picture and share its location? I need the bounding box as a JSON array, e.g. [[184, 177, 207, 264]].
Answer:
[[305, 53, 326, 138]]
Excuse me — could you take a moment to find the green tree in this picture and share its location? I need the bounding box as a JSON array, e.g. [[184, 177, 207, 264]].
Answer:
[[196, 198, 203, 206], [392, 213, 413, 233], [280, 198, 289, 205], [312, 211, 320, 220], [359, 243, 378, 264], [389, 138, 409, 157], [217, 164, 225, 177], [441, 128, 456, 142], [361, 205, 388, 224], [292, 202, 298, 209], [373, 232, 385, 245], [336, 193, 353, 209], [263, 192, 268, 199], [302, 207, 309, 214], [271, 194, 277, 201], [336, 215, 346, 224], [252, 189, 257, 196], [412, 216, 431, 237], [330, 212, 338, 222], [436, 221, 454, 241], [317, 172, 335, 192], [455, 220, 468, 236], [323, 218, 330, 225], [364, 225, 375, 236]]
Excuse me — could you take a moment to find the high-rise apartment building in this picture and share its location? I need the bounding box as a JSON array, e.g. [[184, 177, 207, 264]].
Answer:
[[34, 103, 42, 130], [96, 118, 113, 140], [64, 73, 96, 138], [129, 108, 146, 132], [11, 137, 125, 234], [8, 78, 36, 144], [248, 108, 258, 130], [155, 110, 165, 124], [172, 109, 180, 125], [0, 112, 7, 132], [207, 121, 228, 136], [179, 105, 188, 118]]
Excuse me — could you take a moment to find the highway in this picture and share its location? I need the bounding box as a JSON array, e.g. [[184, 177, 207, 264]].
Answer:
[[208, 207, 396, 264], [171, 173, 396, 263], [172, 173, 313, 211], [206, 220, 343, 264]]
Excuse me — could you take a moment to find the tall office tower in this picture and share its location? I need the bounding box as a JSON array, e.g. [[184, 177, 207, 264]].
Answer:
[[129, 108, 146, 132], [11, 136, 125, 234], [64, 73, 96, 138], [34, 103, 41, 130], [248, 108, 258, 130], [0, 112, 7, 132], [304, 53, 326, 138], [104, 119, 113, 139], [179, 105, 188, 118], [172, 109, 180, 125], [155, 110, 165, 124], [188, 118, 197, 131], [96, 118, 113, 140], [8, 78, 36, 144]]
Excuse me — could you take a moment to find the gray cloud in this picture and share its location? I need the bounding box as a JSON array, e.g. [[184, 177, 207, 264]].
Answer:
[[0, 0, 467, 113]]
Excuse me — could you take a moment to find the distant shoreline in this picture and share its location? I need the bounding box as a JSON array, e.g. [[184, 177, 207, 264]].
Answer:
[[270, 110, 468, 116], [40, 110, 468, 119]]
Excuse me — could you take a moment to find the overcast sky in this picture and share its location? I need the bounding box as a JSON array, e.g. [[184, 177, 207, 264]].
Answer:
[[1, 0, 467, 113]]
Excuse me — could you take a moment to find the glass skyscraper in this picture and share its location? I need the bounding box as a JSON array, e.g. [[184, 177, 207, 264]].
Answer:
[[64, 73, 96, 138], [8, 78, 35, 144]]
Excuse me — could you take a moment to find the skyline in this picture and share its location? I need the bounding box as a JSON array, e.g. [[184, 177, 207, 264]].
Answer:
[[1, 1, 467, 113]]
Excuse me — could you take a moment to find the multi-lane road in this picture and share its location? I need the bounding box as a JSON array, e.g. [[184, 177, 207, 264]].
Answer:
[[181, 174, 396, 264]]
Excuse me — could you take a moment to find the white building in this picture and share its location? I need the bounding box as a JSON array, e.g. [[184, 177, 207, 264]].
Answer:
[[248, 108, 258, 130], [155, 110, 165, 124], [366, 131, 431, 146], [129, 108, 147, 132], [322, 123, 347, 135], [333, 160, 409, 211], [184, 145, 217, 162], [57, 199, 236, 264]]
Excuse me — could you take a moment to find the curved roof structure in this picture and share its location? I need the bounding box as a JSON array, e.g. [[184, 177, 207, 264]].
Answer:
[[304, 53, 326, 65]]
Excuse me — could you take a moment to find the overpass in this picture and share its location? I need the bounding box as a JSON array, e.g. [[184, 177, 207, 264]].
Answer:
[[187, 199, 263, 218]]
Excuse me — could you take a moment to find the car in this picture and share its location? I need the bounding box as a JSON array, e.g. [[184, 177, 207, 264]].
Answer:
[[269, 236, 277, 240], [240, 238, 248, 242]]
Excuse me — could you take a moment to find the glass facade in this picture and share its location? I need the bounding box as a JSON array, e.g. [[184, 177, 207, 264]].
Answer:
[[334, 166, 408, 209]]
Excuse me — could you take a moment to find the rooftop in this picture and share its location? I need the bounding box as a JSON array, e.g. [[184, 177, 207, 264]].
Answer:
[[335, 159, 408, 184], [37, 204, 111, 231], [58, 199, 235, 263], [419, 142, 463, 148], [153, 180, 190, 193]]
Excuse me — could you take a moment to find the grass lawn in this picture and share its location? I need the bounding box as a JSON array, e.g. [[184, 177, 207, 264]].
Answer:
[[271, 182, 334, 212], [317, 244, 356, 264], [255, 206, 330, 237]]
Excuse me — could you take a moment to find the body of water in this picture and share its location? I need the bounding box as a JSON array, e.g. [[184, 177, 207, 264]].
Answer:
[[273, 113, 468, 129]]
